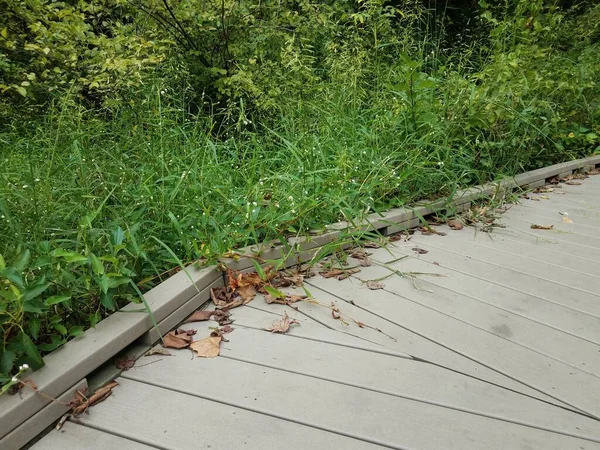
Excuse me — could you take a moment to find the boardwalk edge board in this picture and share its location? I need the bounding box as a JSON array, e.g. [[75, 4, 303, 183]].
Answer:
[[1, 155, 599, 448]]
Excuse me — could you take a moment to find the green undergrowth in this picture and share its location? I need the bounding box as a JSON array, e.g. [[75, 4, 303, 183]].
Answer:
[[2, 0, 600, 386]]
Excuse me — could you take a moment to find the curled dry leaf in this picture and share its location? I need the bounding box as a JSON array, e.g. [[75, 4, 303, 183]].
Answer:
[[319, 267, 361, 280], [265, 311, 299, 334], [211, 309, 233, 326], [210, 286, 243, 310], [412, 247, 428, 254], [265, 293, 306, 305], [190, 336, 222, 358], [114, 355, 136, 371], [588, 168, 600, 175], [565, 181, 582, 185], [145, 348, 172, 357], [447, 219, 464, 230], [366, 280, 384, 290], [163, 329, 196, 349], [418, 226, 447, 236], [530, 224, 554, 230], [237, 284, 257, 304], [70, 381, 118, 417], [185, 310, 213, 323]]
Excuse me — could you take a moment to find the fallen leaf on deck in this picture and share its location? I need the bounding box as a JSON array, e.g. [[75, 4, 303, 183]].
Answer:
[[145, 348, 172, 357], [530, 224, 554, 230], [418, 226, 447, 236], [265, 293, 307, 305], [366, 280, 384, 290], [363, 241, 381, 248], [349, 249, 372, 266], [320, 268, 344, 278], [163, 329, 196, 349], [265, 311, 299, 334], [210, 286, 243, 310], [447, 219, 464, 230], [237, 284, 257, 304], [71, 381, 118, 416], [562, 216, 574, 224], [211, 325, 234, 336], [319, 267, 360, 280], [412, 247, 428, 254], [433, 261, 440, 266], [185, 310, 213, 323], [211, 309, 233, 325], [534, 186, 554, 193], [114, 355, 136, 371], [565, 181, 582, 185], [190, 336, 222, 358], [540, 194, 550, 200], [588, 168, 600, 175]]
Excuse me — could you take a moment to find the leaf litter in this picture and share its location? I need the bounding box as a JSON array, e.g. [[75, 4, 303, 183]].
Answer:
[[265, 311, 299, 334]]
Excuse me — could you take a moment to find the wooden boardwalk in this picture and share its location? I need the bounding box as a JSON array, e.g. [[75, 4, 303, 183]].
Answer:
[[32, 176, 600, 449]]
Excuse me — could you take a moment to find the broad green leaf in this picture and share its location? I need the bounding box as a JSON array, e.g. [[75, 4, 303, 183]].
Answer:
[[0, 254, 5, 270], [111, 226, 125, 246], [29, 318, 41, 341], [98, 274, 109, 294], [89, 253, 104, 275], [68, 326, 84, 337], [100, 291, 116, 310], [0, 267, 24, 288], [0, 350, 16, 375], [107, 276, 130, 289], [23, 298, 45, 314], [21, 333, 44, 370], [22, 282, 50, 302], [13, 250, 30, 271], [44, 295, 71, 306], [53, 323, 68, 335]]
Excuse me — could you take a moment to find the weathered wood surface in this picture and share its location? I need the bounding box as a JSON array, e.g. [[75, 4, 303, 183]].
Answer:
[[32, 176, 600, 449]]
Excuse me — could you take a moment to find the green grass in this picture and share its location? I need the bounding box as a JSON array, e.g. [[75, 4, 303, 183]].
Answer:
[[2, 2, 600, 384]]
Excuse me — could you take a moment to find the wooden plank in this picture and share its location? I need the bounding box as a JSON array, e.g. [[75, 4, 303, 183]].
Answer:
[[374, 240, 600, 318], [347, 256, 600, 375], [308, 275, 600, 418], [505, 212, 600, 240], [78, 378, 385, 449], [1, 379, 87, 450], [409, 230, 600, 294], [123, 339, 600, 446], [222, 303, 412, 359], [436, 223, 600, 278], [513, 203, 600, 229], [30, 422, 156, 450], [245, 290, 582, 404]]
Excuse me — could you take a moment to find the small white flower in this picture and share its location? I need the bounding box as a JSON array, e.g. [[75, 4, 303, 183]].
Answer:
[[437, 161, 445, 167], [35, 178, 40, 182], [22, 185, 29, 189], [252, 201, 257, 207], [11, 376, 19, 383], [20, 364, 29, 370]]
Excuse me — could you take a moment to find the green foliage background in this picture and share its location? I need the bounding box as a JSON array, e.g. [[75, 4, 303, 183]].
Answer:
[[1, 0, 600, 383]]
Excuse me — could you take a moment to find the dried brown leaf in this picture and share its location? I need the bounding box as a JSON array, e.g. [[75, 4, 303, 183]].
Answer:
[[320, 268, 344, 278], [412, 247, 428, 254], [530, 224, 554, 230], [145, 348, 173, 357], [418, 226, 446, 236], [265, 293, 306, 305], [211, 309, 233, 325], [114, 355, 136, 371], [185, 310, 213, 323], [163, 329, 195, 349], [190, 336, 222, 358], [565, 181, 582, 185], [366, 280, 384, 290], [265, 311, 299, 334], [237, 284, 257, 304], [447, 219, 464, 230], [71, 381, 118, 416]]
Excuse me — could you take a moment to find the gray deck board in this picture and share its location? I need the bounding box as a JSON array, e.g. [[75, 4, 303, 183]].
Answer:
[[32, 176, 600, 449]]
